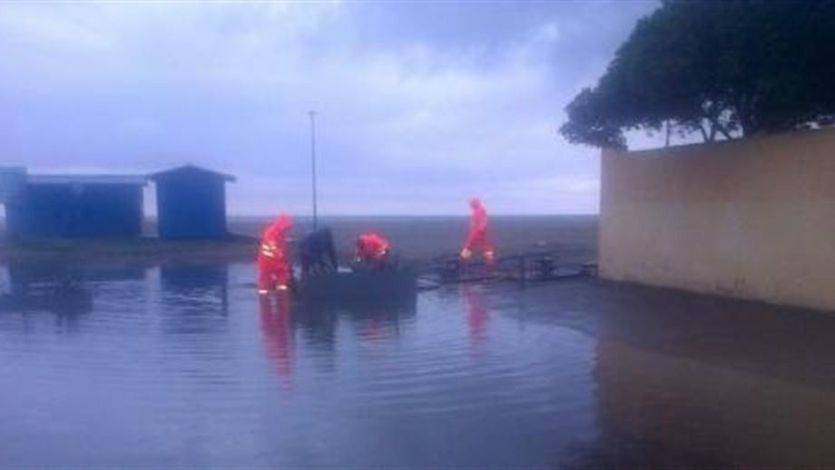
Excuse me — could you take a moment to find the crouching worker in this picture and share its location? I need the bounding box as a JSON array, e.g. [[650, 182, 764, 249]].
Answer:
[[258, 214, 293, 295], [299, 227, 338, 280], [354, 232, 392, 270], [461, 197, 495, 264]]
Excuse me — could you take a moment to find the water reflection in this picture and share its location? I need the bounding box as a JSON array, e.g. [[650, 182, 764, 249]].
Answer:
[[1, 261, 834, 467], [259, 293, 295, 380], [518, 280, 835, 468], [331, 300, 416, 344], [0, 263, 93, 330], [258, 296, 419, 380], [158, 264, 229, 334], [293, 301, 340, 351], [462, 285, 490, 348], [298, 296, 416, 337], [0, 265, 7, 295], [160, 264, 229, 313], [591, 292, 835, 468]]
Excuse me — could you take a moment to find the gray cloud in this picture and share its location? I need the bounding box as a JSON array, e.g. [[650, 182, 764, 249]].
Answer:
[[0, 1, 657, 215]]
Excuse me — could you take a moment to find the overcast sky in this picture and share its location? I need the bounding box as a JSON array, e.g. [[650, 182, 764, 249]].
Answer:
[[0, 1, 658, 215]]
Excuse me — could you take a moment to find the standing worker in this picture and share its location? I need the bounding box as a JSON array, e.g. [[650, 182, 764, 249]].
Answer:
[[258, 214, 294, 295], [354, 232, 392, 270], [461, 197, 495, 263]]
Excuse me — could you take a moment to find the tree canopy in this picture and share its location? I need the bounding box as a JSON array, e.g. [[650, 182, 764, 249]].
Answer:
[[560, 0, 835, 149]]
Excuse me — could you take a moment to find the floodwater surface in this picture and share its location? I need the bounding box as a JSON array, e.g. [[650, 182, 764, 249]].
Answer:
[[1, 261, 834, 468]]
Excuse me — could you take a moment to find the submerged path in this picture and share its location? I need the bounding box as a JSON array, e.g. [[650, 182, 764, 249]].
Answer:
[[0, 261, 832, 467]]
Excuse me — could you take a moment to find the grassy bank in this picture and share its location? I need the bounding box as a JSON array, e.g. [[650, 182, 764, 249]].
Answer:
[[0, 234, 258, 266]]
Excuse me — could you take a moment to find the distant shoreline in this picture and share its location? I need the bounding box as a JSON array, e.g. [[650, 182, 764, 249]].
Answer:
[[0, 215, 599, 267]]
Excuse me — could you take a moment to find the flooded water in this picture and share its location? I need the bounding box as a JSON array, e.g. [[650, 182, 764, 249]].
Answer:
[[1, 261, 834, 467]]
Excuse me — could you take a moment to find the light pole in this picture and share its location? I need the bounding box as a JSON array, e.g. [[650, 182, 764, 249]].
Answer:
[[308, 110, 318, 230]]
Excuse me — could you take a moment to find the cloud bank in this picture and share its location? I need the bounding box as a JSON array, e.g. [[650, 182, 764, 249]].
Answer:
[[0, 1, 657, 215]]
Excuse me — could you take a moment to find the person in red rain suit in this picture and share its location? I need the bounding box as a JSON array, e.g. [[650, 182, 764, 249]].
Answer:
[[354, 232, 392, 270], [258, 214, 293, 295], [460, 197, 495, 263]]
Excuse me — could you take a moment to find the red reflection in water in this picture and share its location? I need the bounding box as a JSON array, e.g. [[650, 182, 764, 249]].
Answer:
[[259, 294, 295, 382], [463, 286, 489, 348], [359, 318, 385, 343]]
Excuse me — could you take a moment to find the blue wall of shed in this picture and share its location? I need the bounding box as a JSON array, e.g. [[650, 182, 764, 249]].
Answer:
[[5, 184, 143, 238], [155, 173, 227, 239]]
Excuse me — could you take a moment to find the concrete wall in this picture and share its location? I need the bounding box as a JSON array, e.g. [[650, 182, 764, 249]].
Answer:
[[599, 128, 835, 311]]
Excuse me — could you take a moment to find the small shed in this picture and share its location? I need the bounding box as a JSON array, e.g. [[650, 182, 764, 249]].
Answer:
[[0, 170, 146, 238], [149, 165, 235, 239]]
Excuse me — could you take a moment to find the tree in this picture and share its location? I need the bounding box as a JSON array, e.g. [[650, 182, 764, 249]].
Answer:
[[560, 0, 835, 149]]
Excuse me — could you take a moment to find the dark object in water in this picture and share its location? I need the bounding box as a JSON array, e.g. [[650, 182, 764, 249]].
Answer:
[[299, 227, 338, 279], [296, 269, 417, 304], [533, 256, 556, 280], [441, 258, 463, 281], [421, 250, 589, 285], [580, 262, 598, 277]]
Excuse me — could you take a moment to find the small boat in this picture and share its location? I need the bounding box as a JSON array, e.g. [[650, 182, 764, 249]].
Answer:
[[288, 115, 418, 306]]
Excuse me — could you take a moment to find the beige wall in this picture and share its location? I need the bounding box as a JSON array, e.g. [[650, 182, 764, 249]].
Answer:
[[599, 128, 835, 311]]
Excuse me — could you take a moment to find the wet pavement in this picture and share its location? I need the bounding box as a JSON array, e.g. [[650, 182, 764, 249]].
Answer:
[[0, 261, 833, 467]]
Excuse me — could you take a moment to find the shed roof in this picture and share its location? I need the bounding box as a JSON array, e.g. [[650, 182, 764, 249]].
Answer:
[[27, 174, 148, 185], [148, 164, 236, 182]]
